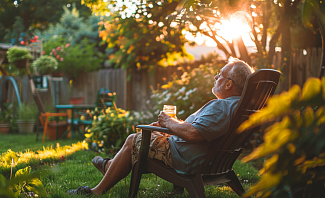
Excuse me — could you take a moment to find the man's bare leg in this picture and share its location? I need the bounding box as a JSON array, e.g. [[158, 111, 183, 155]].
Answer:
[[91, 133, 136, 195]]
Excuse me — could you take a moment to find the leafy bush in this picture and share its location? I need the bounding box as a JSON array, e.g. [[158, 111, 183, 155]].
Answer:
[[6, 47, 33, 63], [142, 64, 221, 122], [84, 107, 135, 153], [43, 38, 104, 79], [238, 77, 325, 197], [31, 56, 58, 75]]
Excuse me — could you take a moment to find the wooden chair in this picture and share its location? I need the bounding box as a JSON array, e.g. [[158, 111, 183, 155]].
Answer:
[[129, 69, 281, 198], [33, 91, 69, 142]]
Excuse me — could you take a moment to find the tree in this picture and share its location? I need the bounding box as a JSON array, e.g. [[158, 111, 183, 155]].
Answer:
[[170, 0, 322, 91], [82, 0, 193, 74], [0, 0, 92, 44]]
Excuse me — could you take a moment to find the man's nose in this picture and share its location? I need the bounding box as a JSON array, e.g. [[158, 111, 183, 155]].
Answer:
[[214, 75, 218, 80]]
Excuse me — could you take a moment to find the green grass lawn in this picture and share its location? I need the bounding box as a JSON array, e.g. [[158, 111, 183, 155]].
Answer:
[[0, 133, 260, 197]]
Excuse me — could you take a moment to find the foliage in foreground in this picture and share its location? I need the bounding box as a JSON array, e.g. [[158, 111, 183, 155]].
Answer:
[[0, 166, 47, 198], [238, 77, 325, 197]]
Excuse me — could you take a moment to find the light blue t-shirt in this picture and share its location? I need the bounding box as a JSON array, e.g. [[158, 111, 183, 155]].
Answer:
[[168, 96, 240, 175]]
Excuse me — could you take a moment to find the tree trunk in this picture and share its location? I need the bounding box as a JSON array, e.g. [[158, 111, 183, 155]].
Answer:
[[267, 19, 284, 66], [281, 2, 293, 91], [236, 36, 251, 65]]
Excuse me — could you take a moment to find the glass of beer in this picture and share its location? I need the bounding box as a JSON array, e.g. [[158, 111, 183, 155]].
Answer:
[[163, 105, 177, 119]]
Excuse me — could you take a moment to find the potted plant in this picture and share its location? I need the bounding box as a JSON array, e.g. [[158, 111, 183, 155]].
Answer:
[[46, 116, 69, 140], [6, 47, 33, 69], [31, 55, 58, 75], [16, 103, 38, 134], [0, 103, 12, 134]]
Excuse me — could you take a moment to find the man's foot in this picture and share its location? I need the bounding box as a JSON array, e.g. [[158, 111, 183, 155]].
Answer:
[[92, 156, 111, 175], [67, 186, 92, 195]]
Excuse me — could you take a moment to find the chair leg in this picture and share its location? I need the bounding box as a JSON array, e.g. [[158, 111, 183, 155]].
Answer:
[[226, 170, 245, 196], [185, 174, 206, 198], [42, 117, 49, 142], [128, 162, 142, 198]]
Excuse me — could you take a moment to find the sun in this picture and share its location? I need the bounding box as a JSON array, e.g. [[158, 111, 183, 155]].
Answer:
[[185, 11, 255, 47]]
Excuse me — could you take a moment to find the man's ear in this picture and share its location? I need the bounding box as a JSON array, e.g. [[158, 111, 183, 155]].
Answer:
[[225, 80, 233, 90]]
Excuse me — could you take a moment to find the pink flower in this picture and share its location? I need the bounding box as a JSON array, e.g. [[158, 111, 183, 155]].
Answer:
[[52, 48, 56, 52], [56, 55, 60, 59], [60, 58, 64, 61], [56, 46, 61, 50], [65, 43, 70, 48], [54, 51, 57, 55]]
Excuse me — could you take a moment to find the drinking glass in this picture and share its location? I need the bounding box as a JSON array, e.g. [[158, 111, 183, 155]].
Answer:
[[163, 105, 177, 119]]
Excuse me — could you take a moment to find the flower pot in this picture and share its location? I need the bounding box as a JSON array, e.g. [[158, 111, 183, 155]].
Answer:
[[17, 120, 35, 134], [0, 123, 10, 134], [69, 97, 84, 105], [14, 59, 28, 69], [47, 122, 69, 140]]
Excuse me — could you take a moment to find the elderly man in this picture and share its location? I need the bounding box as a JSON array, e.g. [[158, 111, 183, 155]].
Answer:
[[68, 58, 255, 195]]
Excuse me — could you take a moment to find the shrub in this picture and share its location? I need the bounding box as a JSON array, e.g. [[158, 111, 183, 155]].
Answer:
[[142, 64, 221, 122], [43, 38, 104, 79], [32, 56, 58, 75], [84, 107, 135, 153]]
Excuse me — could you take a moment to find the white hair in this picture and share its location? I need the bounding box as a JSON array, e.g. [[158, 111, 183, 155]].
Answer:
[[227, 57, 255, 94]]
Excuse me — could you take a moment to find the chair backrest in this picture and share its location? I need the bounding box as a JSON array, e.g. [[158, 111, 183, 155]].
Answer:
[[32, 91, 46, 114], [202, 69, 281, 175]]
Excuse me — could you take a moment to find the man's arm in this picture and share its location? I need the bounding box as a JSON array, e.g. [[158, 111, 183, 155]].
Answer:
[[158, 112, 206, 143]]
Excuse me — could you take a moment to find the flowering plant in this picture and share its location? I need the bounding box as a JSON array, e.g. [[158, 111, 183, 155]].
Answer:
[[48, 43, 70, 62], [84, 107, 135, 153], [43, 38, 104, 79]]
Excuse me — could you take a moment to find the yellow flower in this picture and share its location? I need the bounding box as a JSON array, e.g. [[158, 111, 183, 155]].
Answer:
[[110, 113, 114, 117], [93, 116, 97, 120], [85, 133, 92, 138]]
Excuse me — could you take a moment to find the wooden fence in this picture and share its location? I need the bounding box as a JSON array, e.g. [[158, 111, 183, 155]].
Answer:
[[273, 48, 323, 92], [1, 47, 323, 111]]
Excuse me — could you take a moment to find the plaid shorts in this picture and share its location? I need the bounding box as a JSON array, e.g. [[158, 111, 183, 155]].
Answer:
[[131, 131, 174, 168]]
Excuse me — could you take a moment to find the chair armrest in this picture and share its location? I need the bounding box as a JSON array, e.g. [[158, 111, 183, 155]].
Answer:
[[136, 125, 173, 134]]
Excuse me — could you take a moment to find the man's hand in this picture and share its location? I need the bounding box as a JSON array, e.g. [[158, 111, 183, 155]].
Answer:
[[158, 111, 206, 143], [149, 121, 160, 127], [158, 111, 172, 128]]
